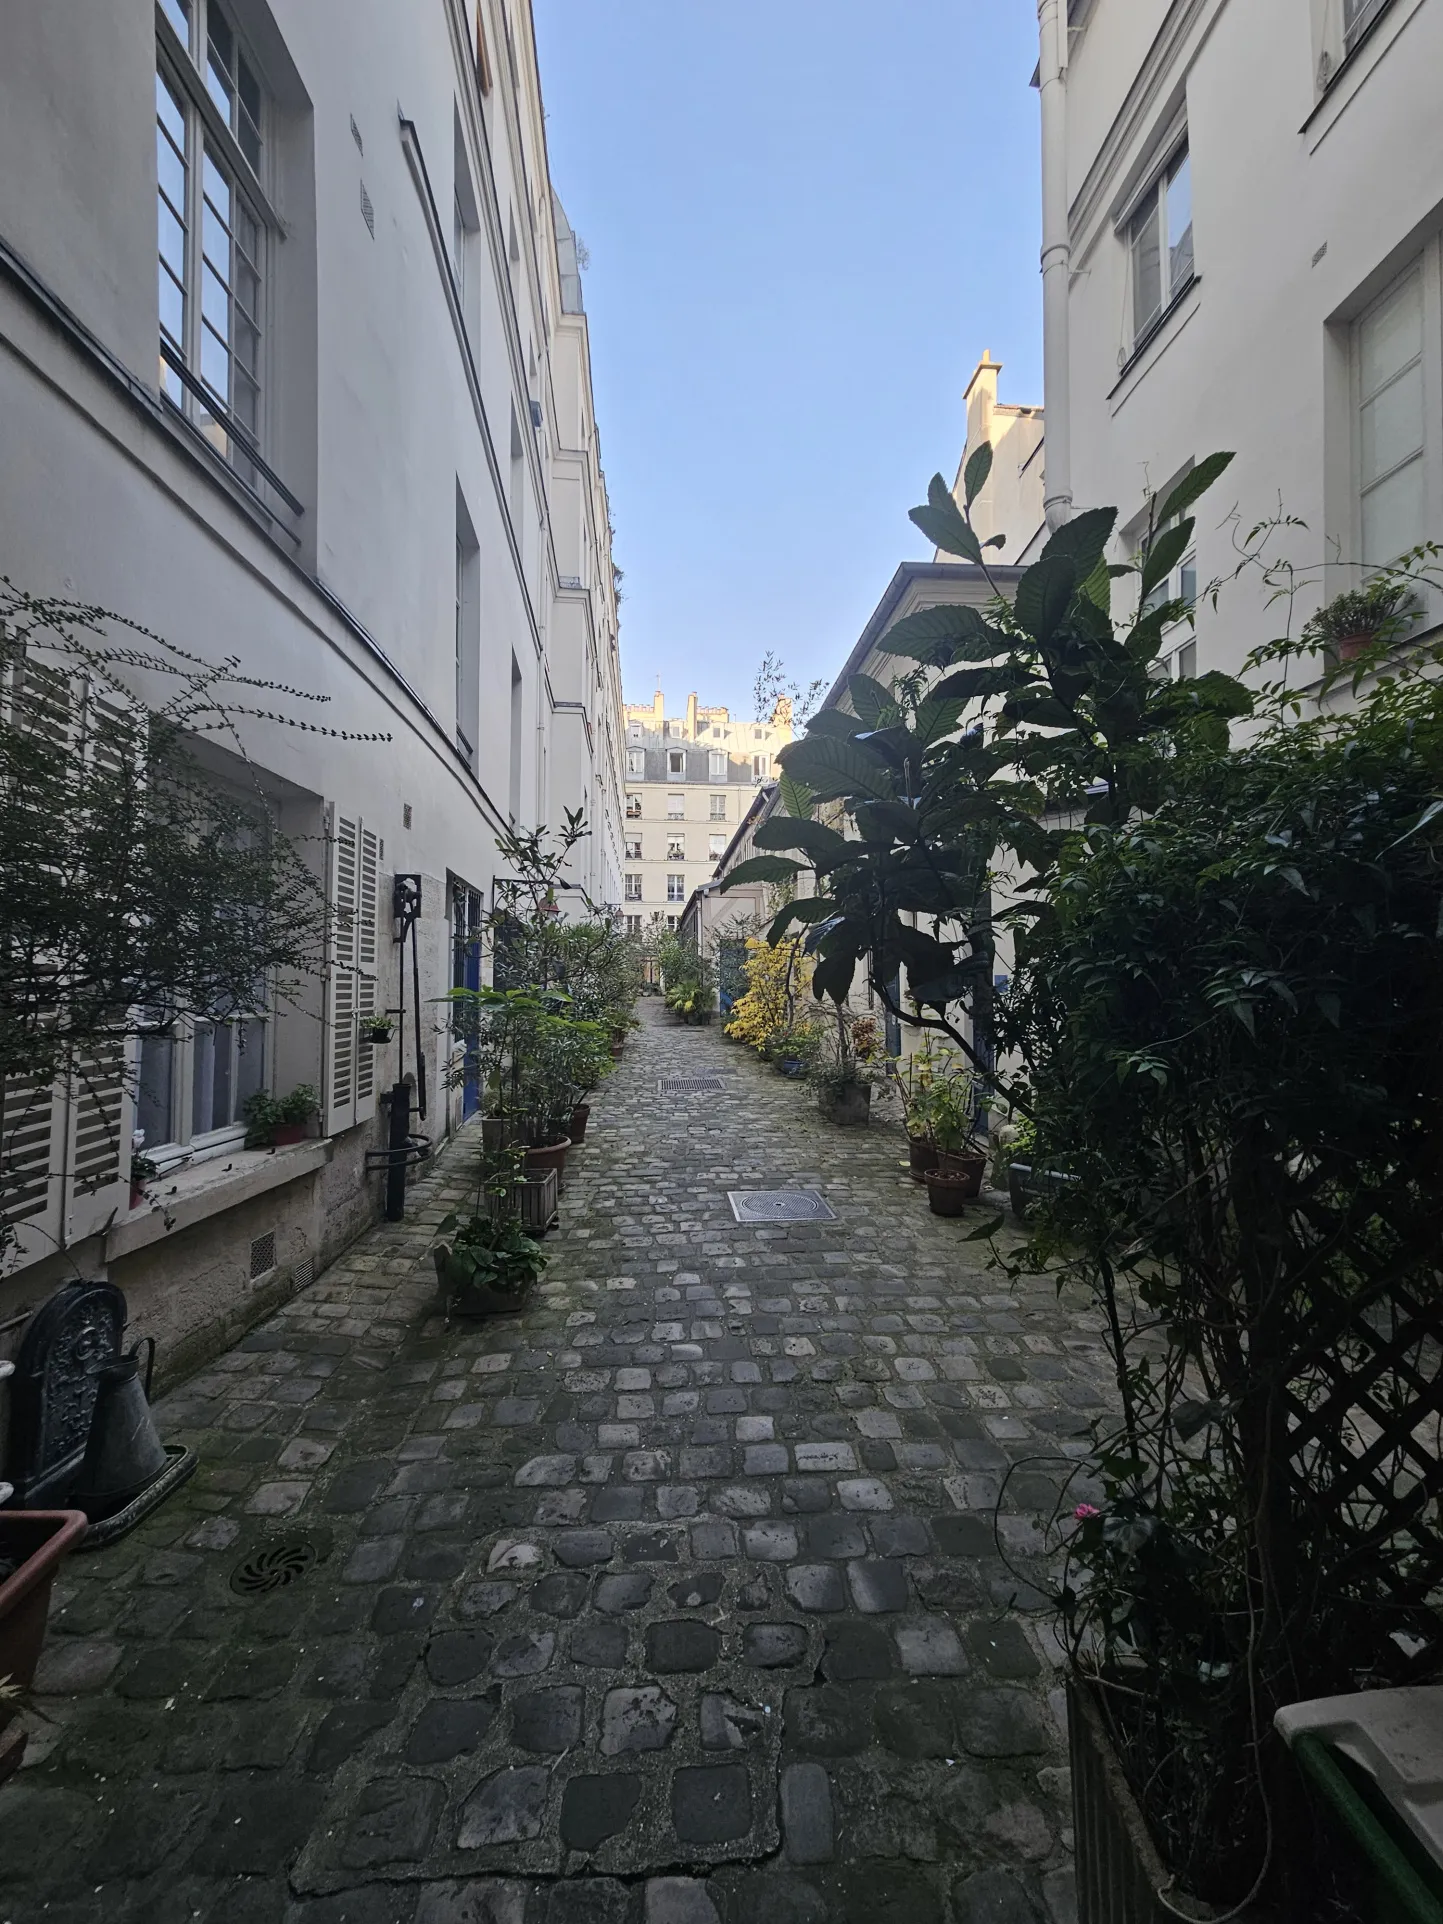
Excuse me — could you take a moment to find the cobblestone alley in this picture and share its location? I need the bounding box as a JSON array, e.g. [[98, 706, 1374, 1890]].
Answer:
[[2, 1003, 1113, 1924]]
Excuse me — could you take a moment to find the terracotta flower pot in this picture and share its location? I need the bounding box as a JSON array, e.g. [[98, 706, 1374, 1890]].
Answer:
[[609, 1039, 626, 1059], [524, 1137, 570, 1183], [569, 1103, 590, 1143], [272, 1121, 308, 1146], [925, 1170, 971, 1218], [0, 1509, 88, 1784], [907, 1136, 939, 1183], [1336, 632, 1374, 662], [936, 1149, 986, 1196]]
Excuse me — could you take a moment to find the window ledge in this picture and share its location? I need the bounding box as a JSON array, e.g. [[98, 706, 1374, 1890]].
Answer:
[[106, 1139, 332, 1262], [1110, 274, 1200, 396]]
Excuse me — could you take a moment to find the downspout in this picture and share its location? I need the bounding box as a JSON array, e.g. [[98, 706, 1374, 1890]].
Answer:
[[1038, 0, 1073, 530]]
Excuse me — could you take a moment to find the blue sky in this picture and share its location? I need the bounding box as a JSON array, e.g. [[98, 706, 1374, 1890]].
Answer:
[[533, 1, 1043, 719]]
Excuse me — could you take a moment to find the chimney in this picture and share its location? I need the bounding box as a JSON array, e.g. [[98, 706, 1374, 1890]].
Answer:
[[685, 692, 698, 740], [963, 350, 1000, 454], [651, 687, 664, 729]]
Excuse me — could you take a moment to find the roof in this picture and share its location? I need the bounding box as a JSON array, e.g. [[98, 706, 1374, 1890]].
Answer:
[[819, 560, 1024, 714]]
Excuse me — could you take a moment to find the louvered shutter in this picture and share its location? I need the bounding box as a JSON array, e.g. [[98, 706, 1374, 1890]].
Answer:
[[64, 1038, 130, 1242], [353, 824, 381, 1124], [325, 811, 383, 1135], [0, 1074, 66, 1267]]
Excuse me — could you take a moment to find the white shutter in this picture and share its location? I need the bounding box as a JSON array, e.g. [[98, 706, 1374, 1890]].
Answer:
[[324, 810, 383, 1135], [64, 1039, 131, 1243], [0, 1074, 66, 1267], [354, 824, 381, 1124]]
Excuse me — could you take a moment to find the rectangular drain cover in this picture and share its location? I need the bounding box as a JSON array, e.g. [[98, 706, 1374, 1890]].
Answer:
[[660, 1075, 725, 1096], [728, 1188, 837, 1223]]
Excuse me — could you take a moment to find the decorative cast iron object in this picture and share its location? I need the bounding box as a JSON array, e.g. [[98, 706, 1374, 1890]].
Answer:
[[230, 1539, 322, 1595], [727, 1188, 837, 1224], [5, 1280, 126, 1506]]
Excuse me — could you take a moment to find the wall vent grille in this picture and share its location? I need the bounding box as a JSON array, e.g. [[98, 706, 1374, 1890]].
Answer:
[[249, 1231, 277, 1280]]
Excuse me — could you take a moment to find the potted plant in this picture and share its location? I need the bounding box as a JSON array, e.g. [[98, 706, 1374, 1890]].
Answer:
[[433, 1143, 549, 1319], [893, 1039, 954, 1181], [924, 1165, 971, 1217], [1304, 577, 1415, 663], [129, 1152, 158, 1210], [244, 1084, 319, 1147], [806, 1006, 883, 1127], [0, 1510, 88, 1784], [929, 1072, 987, 1194], [366, 1015, 395, 1045]]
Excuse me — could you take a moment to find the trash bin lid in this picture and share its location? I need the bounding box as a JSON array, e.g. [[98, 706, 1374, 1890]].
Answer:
[[1276, 1686, 1443, 1870]]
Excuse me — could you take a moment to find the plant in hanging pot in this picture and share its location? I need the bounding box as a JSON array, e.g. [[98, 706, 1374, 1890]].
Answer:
[[242, 1083, 319, 1148], [366, 1015, 395, 1045]]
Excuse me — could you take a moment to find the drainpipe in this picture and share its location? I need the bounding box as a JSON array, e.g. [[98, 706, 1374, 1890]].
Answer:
[[1038, 0, 1073, 530]]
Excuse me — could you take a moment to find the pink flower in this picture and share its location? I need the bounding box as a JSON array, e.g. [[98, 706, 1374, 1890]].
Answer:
[[1073, 1503, 1100, 1520]]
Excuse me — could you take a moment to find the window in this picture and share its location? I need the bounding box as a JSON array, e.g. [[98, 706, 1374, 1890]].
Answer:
[[625, 914, 643, 936], [753, 728, 763, 741], [629, 722, 643, 741], [752, 754, 770, 780], [625, 792, 642, 820], [1139, 515, 1197, 619], [1344, 0, 1391, 52], [455, 489, 479, 770], [667, 793, 685, 819], [156, 2, 266, 482], [625, 835, 643, 860], [708, 749, 727, 781], [711, 726, 722, 739], [710, 793, 727, 820], [1129, 145, 1193, 344], [709, 833, 727, 859], [628, 747, 646, 777], [1357, 266, 1426, 565], [666, 914, 679, 931], [667, 748, 686, 777], [667, 873, 686, 902], [667, 834, 686, 861], [624, 873, 642, 901], [135, 1011, 268, 1163]]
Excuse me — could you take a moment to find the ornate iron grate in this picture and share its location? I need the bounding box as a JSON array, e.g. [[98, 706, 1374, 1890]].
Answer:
[[230, 1540, 320, 1595], [727, 1188, 837, 1224], [659, 1075, 725, 1096]]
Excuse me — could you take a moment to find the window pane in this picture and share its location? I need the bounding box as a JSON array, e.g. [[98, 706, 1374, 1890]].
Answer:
[[202, 260, 230, 336], [1166, 152, 1193, 293], [157, 128, 187, 215], [159, 266, 186, 351], [201, 322, 230, 401], [1361, 360, 1424, 486], [156, 69, 186, 147], [235, 1019, 265, 1113], [158, 201, 186, 281], [1360, 271, 1422, 399], [237, 54, 262, 170], [136, 1033, 175, 1150], [160, 0, 191, 45], [1131, 192, 1161, 337], [1362, 456, 1426, 564]]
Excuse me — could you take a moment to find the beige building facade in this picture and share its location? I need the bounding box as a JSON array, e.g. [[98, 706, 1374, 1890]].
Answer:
[[619, 689, 792, 935], [0, 0, 623, 1381]]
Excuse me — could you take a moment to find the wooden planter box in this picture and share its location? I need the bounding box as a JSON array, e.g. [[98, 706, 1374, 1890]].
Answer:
[[485, 1167, 558, 1236], [0, 1510, 88, 1784]]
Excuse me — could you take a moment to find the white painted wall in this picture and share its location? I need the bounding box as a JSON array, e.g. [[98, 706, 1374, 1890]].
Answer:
[[1049, 0, 1443, 678]]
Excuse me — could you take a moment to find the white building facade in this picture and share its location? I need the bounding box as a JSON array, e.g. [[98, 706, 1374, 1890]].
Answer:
[[1036, 0, 1443, 676], [0, 0, 623, 1374]]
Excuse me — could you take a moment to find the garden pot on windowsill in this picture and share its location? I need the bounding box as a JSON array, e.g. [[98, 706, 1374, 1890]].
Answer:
[[925, 1170, 971, 1218], [1336, 632, 1376, 663], [936, 1149, 986, 1196], [0, 1509, 88, 1785], [271, 1122, 309, 1147], [907, 1136, 939, 1182], [818, 1082, 871, 1127], [568, 1103, 590, 1143], [524, 1137, 570, 1183]]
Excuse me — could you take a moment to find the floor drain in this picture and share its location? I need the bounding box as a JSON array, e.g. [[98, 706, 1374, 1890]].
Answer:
[[727, 1188, 837, 1223], [230, 1540, 320, 1595], [660, 1075, 725, 1096]]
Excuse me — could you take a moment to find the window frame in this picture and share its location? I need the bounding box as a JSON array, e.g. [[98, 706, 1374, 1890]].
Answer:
[[666, 834, 686, 862], [155, 0, 274, 483], [709, 793, 727, 820], [1126, 140, 1194, 352], [624, 873, 643, 902], [667, 747, 686, 777], [666, 792, 685, 819], [624, 835, 643, 861], [625, 792, 642, 820], [134, 1005, 271, 1171], [627, 747, 645, 778], [752, 753, 770, 780], [666, 873, 686, 903], [1352, 257, 1433, 571]]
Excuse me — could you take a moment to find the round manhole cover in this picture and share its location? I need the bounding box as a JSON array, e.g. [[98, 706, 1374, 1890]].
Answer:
[[230, 1539, 320, 1595]]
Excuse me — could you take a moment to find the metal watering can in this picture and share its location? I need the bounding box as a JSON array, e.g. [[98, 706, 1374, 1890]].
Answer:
[[71, 1338, 168, 1522]]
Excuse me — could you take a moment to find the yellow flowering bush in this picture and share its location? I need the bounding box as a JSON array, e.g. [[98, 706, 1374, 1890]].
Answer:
[[724, 936, 812, 1054]]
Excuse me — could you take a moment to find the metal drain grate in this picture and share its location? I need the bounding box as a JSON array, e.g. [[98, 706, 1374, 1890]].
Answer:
[[230, 1540, 320, 1595], [660, 1075, 725, 1096], [728, 1188, 837, 1224], [248, 1230, 276, 1279]]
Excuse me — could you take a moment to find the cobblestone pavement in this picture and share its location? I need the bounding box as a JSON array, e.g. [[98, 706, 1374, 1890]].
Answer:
[[3, 1001, 1115, 1924]]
